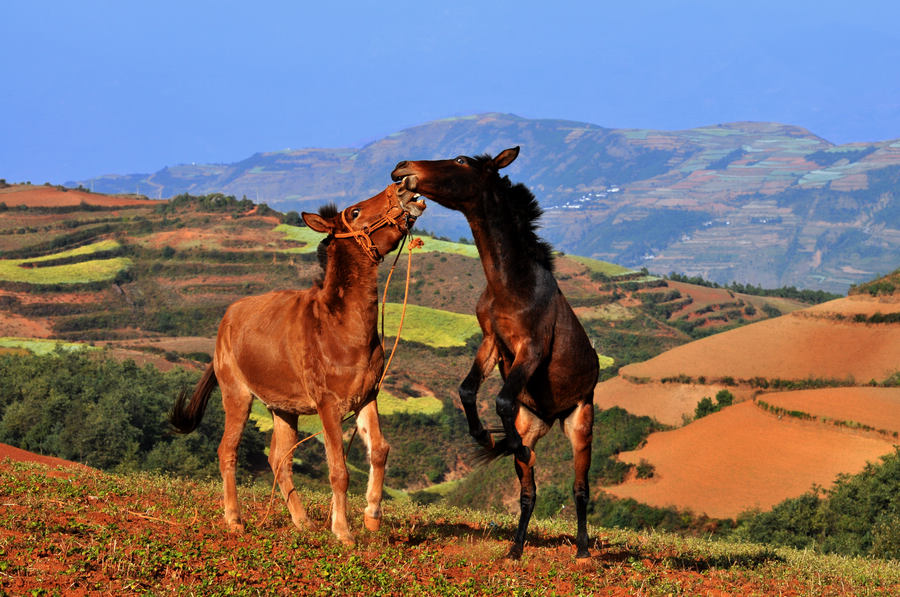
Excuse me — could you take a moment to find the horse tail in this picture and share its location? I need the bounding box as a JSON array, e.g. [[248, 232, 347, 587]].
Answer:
[[472, 435, 514, 465], [170, 363, 218, 434]]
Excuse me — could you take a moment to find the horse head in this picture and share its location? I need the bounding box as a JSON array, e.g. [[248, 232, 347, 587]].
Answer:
[[391, 146, 520, 212], [302, 183, 426, 262]]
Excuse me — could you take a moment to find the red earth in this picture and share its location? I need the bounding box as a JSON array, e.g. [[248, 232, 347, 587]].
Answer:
[[604, 401, 897, 518]]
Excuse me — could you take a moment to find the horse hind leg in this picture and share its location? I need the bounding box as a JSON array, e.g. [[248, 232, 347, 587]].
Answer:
[[563, 399, 594, 559], [355, 399, 389, 531], [268, 410, 310, 530], [507, 406, 550, 560], [216, 375, 253, 531]]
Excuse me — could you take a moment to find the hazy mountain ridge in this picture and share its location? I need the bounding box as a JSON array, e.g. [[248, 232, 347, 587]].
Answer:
[[70, 113, 900, 292]]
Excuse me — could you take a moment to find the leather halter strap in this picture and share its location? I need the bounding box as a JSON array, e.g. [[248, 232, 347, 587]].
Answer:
[[333, 195, 411, 263]]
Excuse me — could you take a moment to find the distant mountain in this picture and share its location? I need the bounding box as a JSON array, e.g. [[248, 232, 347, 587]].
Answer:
[[70, 113, 900, 292]]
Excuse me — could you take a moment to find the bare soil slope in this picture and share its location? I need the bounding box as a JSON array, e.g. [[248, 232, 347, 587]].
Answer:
[[604, 402, 897, 518], [763, 387, 900, 435]]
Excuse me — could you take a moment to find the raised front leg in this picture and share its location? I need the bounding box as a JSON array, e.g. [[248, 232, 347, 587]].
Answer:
[[459, 334, 499, 448], [495, 342, 542, 464], [355, 399, 389, 532], [563, 400, 594, 559]]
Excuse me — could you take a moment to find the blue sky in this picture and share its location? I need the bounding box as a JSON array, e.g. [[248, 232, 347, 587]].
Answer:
[[4, 0, 900, 184]]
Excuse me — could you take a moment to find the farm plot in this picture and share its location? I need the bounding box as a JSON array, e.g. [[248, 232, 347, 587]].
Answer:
[[605, 401, 897, 518], [0, 240, 130, 284]]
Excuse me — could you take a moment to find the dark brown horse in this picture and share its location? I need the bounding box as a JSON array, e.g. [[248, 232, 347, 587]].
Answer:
[[392, 147, 598, 560], [170, 183, 425, 545]]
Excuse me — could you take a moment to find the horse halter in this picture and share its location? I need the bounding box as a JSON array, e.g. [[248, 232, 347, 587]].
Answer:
[[332, 195, 415, 263]]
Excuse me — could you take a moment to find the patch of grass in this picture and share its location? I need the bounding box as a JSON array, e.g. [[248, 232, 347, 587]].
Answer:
[[0, 337, 98, 355], [274, 223, 324, 253], [381, 303, 480, 348], [0, 239, 130, 284], [249, 389, 443, 436], [570, 255, 634, 277], [0, 256, 132, 284], [23, 239, 121, 262], [2, 461, 899, 595], [408, 233, 480, 258]]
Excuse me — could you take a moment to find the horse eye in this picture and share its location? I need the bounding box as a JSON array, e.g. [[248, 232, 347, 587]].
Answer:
[[455, 157, 466, 165], [351, 208, 360, 218]]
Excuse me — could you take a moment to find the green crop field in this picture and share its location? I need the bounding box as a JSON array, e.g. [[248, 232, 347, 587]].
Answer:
[[408, 234, 479, 258], [0, 240, 130, 284], [0, 337, 97, 355], [274, 224, 323, 253], [0, 257, 132, 284], [277, 225, 480, 259], [250, 389, 443, 435], [380, 303, 480, 348], [28, 239, 121, 262], [569, 255, 634, 277]]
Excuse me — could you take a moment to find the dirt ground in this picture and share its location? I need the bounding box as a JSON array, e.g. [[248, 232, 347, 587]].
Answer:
[[763, 387, 900, 435], [604, 402, 897, 518], [0, 185, 159, 207], [593, 376, 753, 426], [621, 296, 900, 383]]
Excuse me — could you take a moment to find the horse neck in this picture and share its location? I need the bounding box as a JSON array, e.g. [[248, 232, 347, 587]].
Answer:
[[320, 243, 380, 322], [464, 190, 535, 291]]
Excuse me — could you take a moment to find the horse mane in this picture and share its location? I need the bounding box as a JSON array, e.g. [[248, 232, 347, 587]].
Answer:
[[473, 154, 555, 271], [314, 203, 339, 284]]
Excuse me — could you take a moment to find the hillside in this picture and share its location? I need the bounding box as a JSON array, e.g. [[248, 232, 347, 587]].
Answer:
[[61, 113, 900, 293], [0, 186, 822, 504], [596, 286, 900, 518], [6, 183, 899, 543], [3, 448, 899, 595]]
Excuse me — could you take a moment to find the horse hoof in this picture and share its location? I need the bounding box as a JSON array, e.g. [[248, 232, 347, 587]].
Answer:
[[505, 545, 523, 560], [364, 514, 382, 532], [575, 552, 592, 567], [226, 521, 245, 533], [338, 534, 356, 547]]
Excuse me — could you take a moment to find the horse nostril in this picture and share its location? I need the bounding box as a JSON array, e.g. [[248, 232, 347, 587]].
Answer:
[[395, 161, 408, 169]]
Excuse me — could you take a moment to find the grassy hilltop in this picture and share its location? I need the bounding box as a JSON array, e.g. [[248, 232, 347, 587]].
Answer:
[[2, 183, 899, 588]]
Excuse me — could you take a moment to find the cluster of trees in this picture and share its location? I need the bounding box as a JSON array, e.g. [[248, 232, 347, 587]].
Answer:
[[735, 450, 900, 559], [666, 272, 840, 304], [694, 389, 734, 419], [158, 192, 277, 216], [0, 350, 267, 479]]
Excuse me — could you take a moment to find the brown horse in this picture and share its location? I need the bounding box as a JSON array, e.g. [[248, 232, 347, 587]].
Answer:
[[170, 183, 425, 545], [392, 147, 598, 560]]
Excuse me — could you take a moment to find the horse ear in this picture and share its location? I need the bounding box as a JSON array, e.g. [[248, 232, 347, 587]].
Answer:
[[493, 146, 520, 170], [302, 212, 333, 233]]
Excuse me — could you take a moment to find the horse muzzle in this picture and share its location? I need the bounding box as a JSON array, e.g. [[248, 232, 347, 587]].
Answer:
[[396, 180, 426, 218]]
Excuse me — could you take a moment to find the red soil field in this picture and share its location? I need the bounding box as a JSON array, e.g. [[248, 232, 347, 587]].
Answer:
[[0, 442, 92, 473], [621, 296, 900, 383], [763, 387, 900, 435], [593, 376, 750, 426], [604, 402, 897, 518], [0, 185, 161, 208]]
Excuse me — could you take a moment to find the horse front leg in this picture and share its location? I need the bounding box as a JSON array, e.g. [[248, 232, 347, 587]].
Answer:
[[459, 334, 499, 448], [319, 403, 354, 546], [495, 342, 542, 466], [355, 399, 389, 532]]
